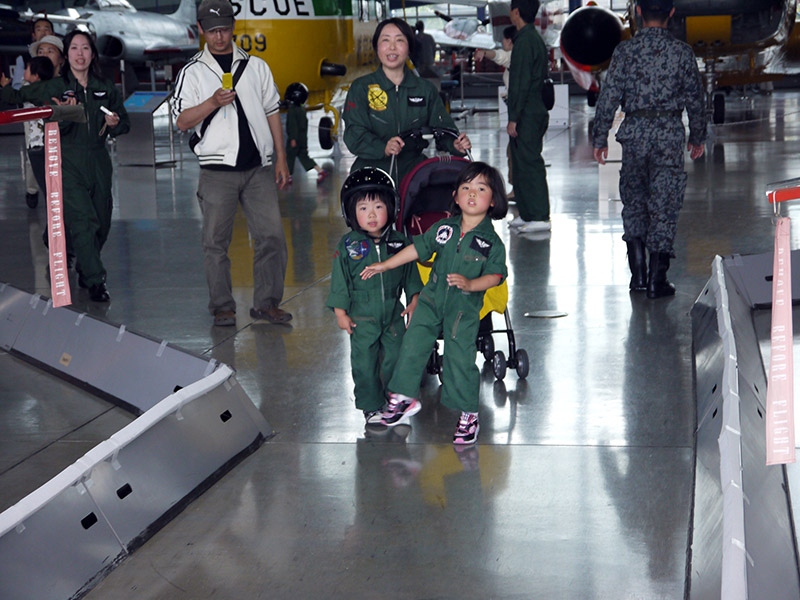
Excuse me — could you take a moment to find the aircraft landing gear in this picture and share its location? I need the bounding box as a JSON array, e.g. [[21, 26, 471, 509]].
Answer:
[[319, 116, 334, 150]]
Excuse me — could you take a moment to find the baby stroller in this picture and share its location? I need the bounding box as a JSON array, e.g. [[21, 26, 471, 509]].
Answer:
[[393, 127, 529, 381]]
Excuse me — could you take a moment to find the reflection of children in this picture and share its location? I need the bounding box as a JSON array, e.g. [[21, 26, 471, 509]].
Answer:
[[326, 168, 422, 424], [362, 162, 508, 445], [284, 82, 328, 184]]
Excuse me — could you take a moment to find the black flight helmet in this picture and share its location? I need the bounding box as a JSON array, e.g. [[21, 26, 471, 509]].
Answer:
[[285, 82, 309, 106], [340, 167, 398, 233]]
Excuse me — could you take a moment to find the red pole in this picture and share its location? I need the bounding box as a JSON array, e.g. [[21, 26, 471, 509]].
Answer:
[[0, 106, 54, 126]]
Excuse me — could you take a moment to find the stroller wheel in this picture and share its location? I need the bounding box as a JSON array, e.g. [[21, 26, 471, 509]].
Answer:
[[436, 352, 444, 383], [492, 351, 507, 380], [515, 349, 530, 379], [480, 334, 495, 362]]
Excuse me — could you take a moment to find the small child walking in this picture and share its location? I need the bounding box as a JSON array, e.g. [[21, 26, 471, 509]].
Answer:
[[326, 167, 422, 424], [284, 82, 328, 185], [361, 161, 508, 445]]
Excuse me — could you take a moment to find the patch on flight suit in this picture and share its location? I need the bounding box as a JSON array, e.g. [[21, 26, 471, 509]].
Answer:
[[469, 235, 492, 257], [387, 240, 405, 255], [92, 91, 108, 99], [435, 225, 453, 245], [368, 84, 388, 112], [408, 96, 426, 106], [346, 237, 370, 261]]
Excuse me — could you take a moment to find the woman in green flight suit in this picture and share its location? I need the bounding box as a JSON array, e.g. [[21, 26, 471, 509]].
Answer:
[[343, 18, 472, 185], [1, 30, 130, 302]]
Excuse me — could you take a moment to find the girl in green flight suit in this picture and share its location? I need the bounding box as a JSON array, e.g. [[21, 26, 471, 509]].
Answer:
[[361, 162, 508, 446]]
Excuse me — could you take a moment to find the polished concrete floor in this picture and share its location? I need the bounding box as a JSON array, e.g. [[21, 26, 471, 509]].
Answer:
[[1, 90, 798, 599]]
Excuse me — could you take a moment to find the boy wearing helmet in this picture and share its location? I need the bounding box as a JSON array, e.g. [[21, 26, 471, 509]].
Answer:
[[284, 82, 328, 184], [326, 168, 423, 423]]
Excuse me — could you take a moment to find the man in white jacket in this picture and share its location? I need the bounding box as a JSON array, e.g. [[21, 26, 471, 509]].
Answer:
[[173, 0, 292, 327]]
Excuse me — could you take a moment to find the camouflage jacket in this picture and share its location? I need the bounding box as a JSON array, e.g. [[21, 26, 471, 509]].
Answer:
[[592, 27, 706, 148]]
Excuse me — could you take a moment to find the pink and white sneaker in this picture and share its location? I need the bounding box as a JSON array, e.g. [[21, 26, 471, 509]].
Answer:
[[381, 393, 421, 426], [453, 412, 480, 445]]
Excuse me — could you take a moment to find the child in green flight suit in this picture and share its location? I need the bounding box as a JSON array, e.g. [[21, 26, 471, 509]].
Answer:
[[284, 82, 328, 184], [361, 162, 508, 445], [326, 167, 423, 424]]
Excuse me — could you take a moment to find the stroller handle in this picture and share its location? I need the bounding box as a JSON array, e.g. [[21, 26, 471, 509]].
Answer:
[[389, 126, 473, 181]]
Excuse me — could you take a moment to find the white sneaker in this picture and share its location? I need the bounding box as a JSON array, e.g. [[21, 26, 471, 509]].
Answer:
[[508, 216, 526, 228], [516, 220, 551, 233]]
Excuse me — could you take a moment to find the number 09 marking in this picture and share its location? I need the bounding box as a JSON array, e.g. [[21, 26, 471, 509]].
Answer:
[[233, 33, 267, 52]]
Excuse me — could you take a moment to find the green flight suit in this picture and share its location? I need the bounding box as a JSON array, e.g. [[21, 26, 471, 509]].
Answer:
[[388, 216, 507, 413], [1, 72, 130, 286], [285, 104, 317, 175], [508, 23, 550, 222], [343, 67, 462, 185], [327, 229, 423, 412]]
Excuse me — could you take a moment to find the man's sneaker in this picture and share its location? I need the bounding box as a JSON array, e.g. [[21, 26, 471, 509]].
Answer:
[[516, 220, 551, 233], [453, 412, 480, 445], [364, 409, 383, 425], [381, 393, 421, 426], [508, 215, 525, 228]]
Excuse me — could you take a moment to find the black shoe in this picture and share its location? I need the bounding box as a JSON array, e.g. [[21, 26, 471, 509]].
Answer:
[[626, 238, 647, 291], [89, 282, 110, 302], [647, 252, 676, 299], [26, 193, 38, 208], [78, 273, 88, 289]]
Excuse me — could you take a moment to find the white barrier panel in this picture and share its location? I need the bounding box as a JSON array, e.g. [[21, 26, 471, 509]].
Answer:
[[0, 282, 272, 599], [0, 365, 272, 600], [690, 256, 799, 600], [0, 283, 217, 414]]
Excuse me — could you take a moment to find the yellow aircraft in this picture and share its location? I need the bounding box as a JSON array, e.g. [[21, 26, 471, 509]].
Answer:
[[560, 0, 800, 124], [228, 0, 385, 148]]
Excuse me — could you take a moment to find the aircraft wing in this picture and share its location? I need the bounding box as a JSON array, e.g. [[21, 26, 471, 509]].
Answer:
[[429, 27, 497, 50]]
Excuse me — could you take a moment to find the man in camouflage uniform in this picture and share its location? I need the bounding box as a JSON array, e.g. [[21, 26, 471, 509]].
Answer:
[[592, 0, 706, 299]]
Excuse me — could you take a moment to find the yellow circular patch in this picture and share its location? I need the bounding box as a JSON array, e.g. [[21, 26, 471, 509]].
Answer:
[[368, 84, 388, 112]]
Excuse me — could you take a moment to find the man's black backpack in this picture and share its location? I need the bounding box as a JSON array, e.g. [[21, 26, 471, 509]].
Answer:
[[189, 59, 249, 152]]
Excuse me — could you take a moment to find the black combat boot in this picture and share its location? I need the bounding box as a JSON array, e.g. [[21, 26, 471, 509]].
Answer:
[[626, 238, 647, 291], [647, 252, 676, 299]]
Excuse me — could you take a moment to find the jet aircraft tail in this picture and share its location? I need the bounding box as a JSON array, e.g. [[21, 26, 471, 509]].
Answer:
[[171, 0, 196, 25]]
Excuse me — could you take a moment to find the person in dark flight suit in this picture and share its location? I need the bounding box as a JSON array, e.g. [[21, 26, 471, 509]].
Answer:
[[343, 18, 471, 185], [326, 168, 422, 424]]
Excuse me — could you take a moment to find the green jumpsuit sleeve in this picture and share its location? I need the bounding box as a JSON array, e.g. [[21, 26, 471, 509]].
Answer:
[[326, 240, 353, 312], [342, 78, 390, 161], [484, 234, 508, 284], [107, 82, 130, 138], [0, 78, 63, 106], [412, 225, 439, 263]]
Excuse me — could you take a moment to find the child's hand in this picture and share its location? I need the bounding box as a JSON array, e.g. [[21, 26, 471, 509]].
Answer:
[[447, 273, 473, 291], [336, 311, 356, 334], [401, 294, 419, 326], [361, 263, 385, 279], [0, 74, 10, 88]]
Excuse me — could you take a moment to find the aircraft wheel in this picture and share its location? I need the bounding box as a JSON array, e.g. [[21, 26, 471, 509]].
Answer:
[[712, 93, 725, 125], [492, 351, 507, 381], [319, 116, 334, 149]]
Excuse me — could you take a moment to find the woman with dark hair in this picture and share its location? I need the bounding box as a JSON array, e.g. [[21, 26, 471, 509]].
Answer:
[[0, 30, 130, 302], [342, 18, 471, 185]]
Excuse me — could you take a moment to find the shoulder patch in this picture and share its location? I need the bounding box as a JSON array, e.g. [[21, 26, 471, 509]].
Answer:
[[346, 237, 370, 261], [368, 84, 388, 112], [470, 235, 492, 257], [435, 225, 454, 245]]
